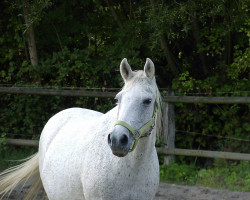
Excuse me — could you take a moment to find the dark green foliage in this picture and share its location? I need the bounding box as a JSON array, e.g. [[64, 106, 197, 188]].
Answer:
[[0, 0, 249, 166], [172, 72, 250, 158], [0, 146, 37, 171]]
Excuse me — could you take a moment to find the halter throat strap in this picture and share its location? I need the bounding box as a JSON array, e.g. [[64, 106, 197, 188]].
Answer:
[[115, 100, 158, 152]]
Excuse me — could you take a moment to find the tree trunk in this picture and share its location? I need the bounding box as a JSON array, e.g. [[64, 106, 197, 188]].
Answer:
[[150, 0, 179, 77], [192, 12, 208, 75], [105, 0, 123, 29], [224, 0, 233, 66], [225, 31, 232, 66], [22, 0, 38, 66], [160, 35, 180, 77]]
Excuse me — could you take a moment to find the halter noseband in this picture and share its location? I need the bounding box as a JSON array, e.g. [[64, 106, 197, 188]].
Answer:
[[115, 98, 159, 152]]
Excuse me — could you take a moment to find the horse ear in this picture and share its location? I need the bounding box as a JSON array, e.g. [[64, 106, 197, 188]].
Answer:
[[120, 58, 133, 81], [144, 58, 155, 80]]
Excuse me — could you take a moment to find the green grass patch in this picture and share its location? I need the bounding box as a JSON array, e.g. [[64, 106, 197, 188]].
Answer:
[[160, 162, 198, 185], [197, 160, 250, 192], [160, 160, 250, 192]]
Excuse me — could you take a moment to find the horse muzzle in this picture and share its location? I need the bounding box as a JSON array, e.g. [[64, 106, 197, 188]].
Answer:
[[107, 126, 133, 157]]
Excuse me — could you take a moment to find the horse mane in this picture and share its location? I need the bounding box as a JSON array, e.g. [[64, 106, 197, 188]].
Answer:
[[121, 70, 163, 141], [155, 87, 163, 142]]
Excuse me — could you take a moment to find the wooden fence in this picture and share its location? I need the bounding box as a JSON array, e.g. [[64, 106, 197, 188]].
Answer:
[[1, 87, 250, 162], [1, 87, 249, 103]]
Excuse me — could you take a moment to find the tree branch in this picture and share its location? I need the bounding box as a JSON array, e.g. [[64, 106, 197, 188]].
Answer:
[[22, 0, 38, 66], [105, 0, 123, 29], [150, 0, 179, 77]]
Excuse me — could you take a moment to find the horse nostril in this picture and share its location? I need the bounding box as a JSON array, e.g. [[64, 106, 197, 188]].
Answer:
[[108, 134, 112, 146], [120, 134, 128, 145]]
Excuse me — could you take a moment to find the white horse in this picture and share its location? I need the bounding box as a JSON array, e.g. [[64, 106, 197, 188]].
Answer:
[[0, 58, 162, 200]]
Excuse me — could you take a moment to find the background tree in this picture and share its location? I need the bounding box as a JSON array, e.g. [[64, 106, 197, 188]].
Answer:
[[22, 0, 38, 67], [0, 0, 249, 166]]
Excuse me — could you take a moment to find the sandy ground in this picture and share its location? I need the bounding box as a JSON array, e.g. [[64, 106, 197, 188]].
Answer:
[[155, 182, 250, 200], [3, 182, 250, 200]]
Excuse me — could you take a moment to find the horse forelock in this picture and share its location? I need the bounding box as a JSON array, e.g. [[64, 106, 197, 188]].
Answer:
[[121, 70, 155, 92]]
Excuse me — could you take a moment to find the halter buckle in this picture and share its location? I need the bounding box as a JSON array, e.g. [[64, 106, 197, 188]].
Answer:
[[134, 130, 140, 139]]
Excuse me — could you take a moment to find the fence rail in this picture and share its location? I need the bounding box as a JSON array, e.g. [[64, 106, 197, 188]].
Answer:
[[1, 87, 250, 162], [1, 87, 250, 103], [164, 96, 250, 104], [6, 138, 39, 147], [0, 87, 117, 98], [156, 148, 250, 161], [5, 139, 250, 161]]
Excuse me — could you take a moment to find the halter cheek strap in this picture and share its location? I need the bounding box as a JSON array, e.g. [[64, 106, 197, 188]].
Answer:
[[115, 100, 158, 152]]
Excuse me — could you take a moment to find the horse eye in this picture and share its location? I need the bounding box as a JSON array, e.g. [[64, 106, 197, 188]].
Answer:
[[115, 94, 122, 104], [115, 98, 120, 105], [143, 98, 152, 105]]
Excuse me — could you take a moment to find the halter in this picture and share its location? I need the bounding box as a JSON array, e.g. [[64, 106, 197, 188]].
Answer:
[[115, 96, 159, 152]]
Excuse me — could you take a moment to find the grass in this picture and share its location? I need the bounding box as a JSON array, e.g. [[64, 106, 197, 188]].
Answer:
[[160, 159, 250, 192]]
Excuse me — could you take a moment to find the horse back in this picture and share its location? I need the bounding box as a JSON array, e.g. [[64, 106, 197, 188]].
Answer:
[[39, 108, 103, 170]]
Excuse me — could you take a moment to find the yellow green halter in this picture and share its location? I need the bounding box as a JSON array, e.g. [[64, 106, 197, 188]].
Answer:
[[115, 98, 159, 152]]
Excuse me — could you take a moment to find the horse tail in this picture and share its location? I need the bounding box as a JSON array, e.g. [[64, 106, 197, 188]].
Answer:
[[0, 153, 44, 200]]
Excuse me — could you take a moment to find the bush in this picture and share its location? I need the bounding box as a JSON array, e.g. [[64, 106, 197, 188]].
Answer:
[[197, 160, 250, 191], [160, 160, 250, 192], [160, 162, 198, 185]]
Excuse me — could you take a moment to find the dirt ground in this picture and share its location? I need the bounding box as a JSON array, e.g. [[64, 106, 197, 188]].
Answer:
[[3, 182, 250, 200], [155, 182, 250, 200]]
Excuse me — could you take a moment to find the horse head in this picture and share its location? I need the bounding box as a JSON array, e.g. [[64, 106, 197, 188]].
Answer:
[[108, 58, 159, 157]]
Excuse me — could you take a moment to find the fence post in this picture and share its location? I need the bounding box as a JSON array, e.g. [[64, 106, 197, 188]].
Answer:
[[163, 90, 176, 165]]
